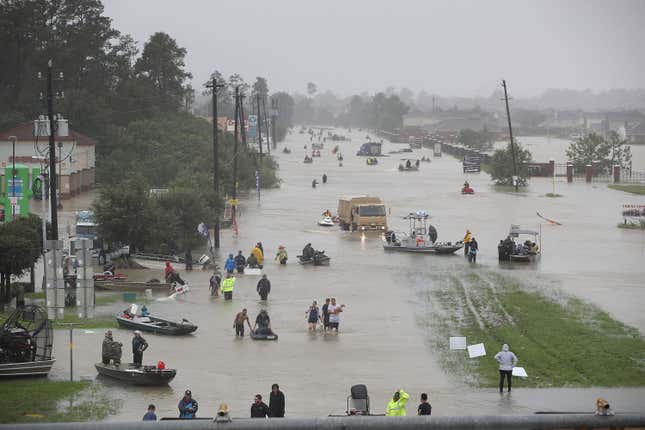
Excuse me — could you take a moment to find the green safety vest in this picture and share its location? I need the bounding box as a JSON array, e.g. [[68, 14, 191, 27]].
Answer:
[[221, 277, 235, 293]]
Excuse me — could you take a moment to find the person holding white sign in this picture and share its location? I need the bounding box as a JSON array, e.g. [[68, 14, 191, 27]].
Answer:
[[494, 343, 518, 393]]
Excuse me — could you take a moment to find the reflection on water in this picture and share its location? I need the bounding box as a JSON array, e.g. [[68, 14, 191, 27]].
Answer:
[[47, 128, 645, 420]]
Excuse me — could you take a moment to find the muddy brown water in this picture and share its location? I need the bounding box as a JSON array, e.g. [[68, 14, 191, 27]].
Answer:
[[45, 129, 645, 419]]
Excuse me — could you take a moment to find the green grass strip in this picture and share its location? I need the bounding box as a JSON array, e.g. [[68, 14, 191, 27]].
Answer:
[[416, 269, 645, 387]]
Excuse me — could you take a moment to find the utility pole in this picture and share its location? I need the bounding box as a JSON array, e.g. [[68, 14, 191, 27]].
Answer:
[[232, 87, 240, 233], [10, 136, 16, 220], [206, 78, 224, 249], [502, 79, 518, 191], [271, 98, 278, 150], [46, 60, 59, 239], [256, 95, 263, 158], [262, 97, 271, 155]]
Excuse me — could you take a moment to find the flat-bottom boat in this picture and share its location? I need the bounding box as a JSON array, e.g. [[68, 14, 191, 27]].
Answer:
[[298, 253, 331, 265], [383, 211, 463, 254], [0, 359, 56, 377], [116, 315, 197, 335], [95, 363, 176, 385]]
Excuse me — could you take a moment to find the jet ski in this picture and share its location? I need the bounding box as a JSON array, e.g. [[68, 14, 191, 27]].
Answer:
[[318, 216, 334, 227], [461, 187, 475, 194]]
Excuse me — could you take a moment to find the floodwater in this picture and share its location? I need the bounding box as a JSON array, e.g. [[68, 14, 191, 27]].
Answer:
[[46, 129, 645, 419], [494, 135, 645, 171]]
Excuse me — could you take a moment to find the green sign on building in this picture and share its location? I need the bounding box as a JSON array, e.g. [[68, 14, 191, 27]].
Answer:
[[0, 164, 42, 223]]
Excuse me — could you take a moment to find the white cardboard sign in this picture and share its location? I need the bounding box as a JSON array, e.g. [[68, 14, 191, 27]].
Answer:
[[467, 343, 486, 358], [450, 337, 467, 350]]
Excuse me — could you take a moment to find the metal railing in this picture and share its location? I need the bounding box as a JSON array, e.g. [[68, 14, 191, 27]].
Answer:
[[2, 414, 644, 430]]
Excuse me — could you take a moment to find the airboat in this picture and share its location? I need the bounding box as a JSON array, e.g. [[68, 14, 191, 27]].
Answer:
[[0, 306, 55, 377], [498, 224, 542, 263], [383, 211, 463, 254]]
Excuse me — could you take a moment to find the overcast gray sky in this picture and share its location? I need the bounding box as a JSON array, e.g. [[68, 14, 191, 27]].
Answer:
[[103, 0, 645, 98]]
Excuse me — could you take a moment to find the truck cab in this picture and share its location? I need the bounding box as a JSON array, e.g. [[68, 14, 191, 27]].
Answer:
[[338, 197, 387, 231]]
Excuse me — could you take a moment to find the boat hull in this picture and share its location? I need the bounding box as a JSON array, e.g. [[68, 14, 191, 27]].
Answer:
[[116, 316, 198, 335], [0, 359, 55, 377], [250, 331, 278, 341], [95, 363, 176, 385], [95, 281, 171, 291], [383, 243, 463, 254]]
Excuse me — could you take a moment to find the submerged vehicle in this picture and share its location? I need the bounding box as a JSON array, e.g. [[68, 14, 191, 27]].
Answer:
[[0, 306, 54, 377], [337, 196, 387, 231], [116, 314, 198, 335], [383, 211, 463, 254], [95, 363, 176, 385], [498, 225, 541, 263], [356, 142, 382, 156]]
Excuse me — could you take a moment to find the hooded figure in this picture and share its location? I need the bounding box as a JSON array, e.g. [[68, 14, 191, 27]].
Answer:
[[224, 254, 236, 274], [386, 389, 410, 416], [257, 275, 271, 300], [494, 344, 518, 393]]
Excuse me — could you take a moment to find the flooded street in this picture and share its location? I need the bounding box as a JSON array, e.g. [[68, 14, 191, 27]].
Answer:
[[49, 129, 645, 419]]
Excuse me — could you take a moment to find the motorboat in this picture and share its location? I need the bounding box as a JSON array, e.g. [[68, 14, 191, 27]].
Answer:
[[499, 225, 541, 263], [383, 211, 463, 254], [398, 159, 420, 171], [116, 314, 198, 335], [312, 149, 321, 157], [318, 216, 335, 227], [95, 363, 176, 385], [95, 280, 171, 291]]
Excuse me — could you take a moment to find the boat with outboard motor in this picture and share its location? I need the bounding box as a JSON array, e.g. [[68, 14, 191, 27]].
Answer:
[[95, 363, 177, 385], [116, 314, 198, 335], [383, 211, 463, 254], [498, 224, 541, 262]]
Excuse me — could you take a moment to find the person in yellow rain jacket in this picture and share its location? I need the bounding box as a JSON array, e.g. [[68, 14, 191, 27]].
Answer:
[[251, 244, 264, 269], [220, 274, 236, 300], [386, 389, 409, 416], [463, 229, 472, 256]]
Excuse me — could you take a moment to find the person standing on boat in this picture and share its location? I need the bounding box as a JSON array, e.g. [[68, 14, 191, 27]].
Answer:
[[463, 230, 473, 256], [131, 331, 148, 367], [257, 274, 271, 301], [220, 274, 236, 300], [235, 251, 246, 273], [224, 254, 236, 275], [468, 237, 478, 263], [494, 344, 518, 393], [178, 390, 198, 419], [102, 331, 122, 365]]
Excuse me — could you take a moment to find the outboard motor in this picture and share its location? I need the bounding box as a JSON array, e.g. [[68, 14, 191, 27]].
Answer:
[[347, 384, 370, 416], [427, 225, 438, 243]]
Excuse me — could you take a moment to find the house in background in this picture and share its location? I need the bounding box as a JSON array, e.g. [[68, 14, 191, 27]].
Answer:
[[0, 122, 96, 201], [626, 121, 645, 145]]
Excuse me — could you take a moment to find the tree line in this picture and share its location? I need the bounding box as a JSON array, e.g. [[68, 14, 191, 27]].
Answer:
[[0, 0, 283, 255]]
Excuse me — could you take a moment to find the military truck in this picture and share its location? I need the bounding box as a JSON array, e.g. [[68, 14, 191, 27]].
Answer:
[[337, 197, 387, 231]]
